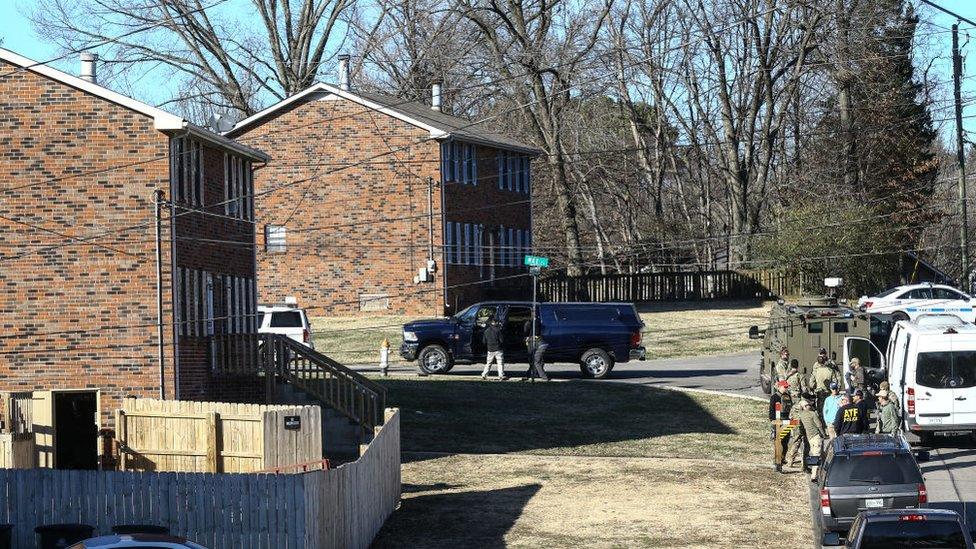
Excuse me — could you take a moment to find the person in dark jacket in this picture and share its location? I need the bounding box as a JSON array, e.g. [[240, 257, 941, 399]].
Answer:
[[523, 317, 549, 381], [833, 394, 867, 435], [481, 318, 507, 380]]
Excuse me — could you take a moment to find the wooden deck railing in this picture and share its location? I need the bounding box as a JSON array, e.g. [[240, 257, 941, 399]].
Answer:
[[259, 334, 387, 432]]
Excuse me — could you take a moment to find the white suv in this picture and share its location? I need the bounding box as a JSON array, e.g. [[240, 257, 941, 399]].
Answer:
[[258, 303, 314, 348], [858, 283, 974, 323]]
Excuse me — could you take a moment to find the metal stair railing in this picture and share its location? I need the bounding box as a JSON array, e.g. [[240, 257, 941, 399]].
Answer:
[[259, 333, 387, 431]]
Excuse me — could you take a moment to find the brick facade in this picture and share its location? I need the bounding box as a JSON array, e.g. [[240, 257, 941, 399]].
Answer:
[[0, 56, 264, 462], [230, 89, 534, 317]]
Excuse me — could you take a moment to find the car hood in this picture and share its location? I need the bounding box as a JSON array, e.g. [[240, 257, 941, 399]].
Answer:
[[403, 318, 455, 331]]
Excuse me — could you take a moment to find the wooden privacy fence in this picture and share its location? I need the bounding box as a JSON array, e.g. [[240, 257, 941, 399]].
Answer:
[[117, 398, 322, 474], [0, 408, 401, 549], [538, 269, 804, 303], [0, 433, 34, 469]]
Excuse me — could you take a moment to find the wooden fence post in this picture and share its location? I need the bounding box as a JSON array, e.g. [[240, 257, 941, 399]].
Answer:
[[115, 410, 127, 471], [207, 412, 219, 473]]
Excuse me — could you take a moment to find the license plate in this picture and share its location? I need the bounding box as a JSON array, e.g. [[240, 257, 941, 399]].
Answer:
[[936, 431, 968, 437], [864, 498, 884, 509], [928, 418, 943, 424]]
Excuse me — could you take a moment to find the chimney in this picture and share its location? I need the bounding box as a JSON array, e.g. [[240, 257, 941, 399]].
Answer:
[[80, 53, 98, 84], [338, 54, 350, 91], [431, 80, 442, 112]]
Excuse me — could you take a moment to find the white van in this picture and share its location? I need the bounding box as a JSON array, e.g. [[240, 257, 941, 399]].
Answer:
[[878, 315, 976, 443]]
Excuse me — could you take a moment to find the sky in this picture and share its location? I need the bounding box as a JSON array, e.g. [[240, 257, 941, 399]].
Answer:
[[3, 0, 976, 136]]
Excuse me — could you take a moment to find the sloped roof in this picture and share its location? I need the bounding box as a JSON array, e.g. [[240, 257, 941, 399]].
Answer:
[[227, 82, 542, 155], [0, 47, 269, 162]]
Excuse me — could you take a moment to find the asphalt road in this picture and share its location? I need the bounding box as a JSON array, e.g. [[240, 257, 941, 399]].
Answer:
[[807, 437, 976, 548]]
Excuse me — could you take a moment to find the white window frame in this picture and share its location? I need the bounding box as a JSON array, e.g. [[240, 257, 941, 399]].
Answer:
[[454, 222, 463, 264], [265, 225, 287, 253]]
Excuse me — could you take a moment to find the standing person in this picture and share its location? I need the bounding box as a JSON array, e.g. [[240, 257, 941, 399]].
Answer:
[[774, 347, 791, 382], [785, 363, 806, 402], [875, 390, 901, 435], [796, 400, 827, 480], [852, 389, 871, 430], [481, 318, 507, 380], [523, 317, 549, 382], [811, 348, 840, 402], [833, 395, 867, 435], [784, 398, 808, 470], [846, 357, 866, 394], [821, 383, 843, 440], [769, 380, 794, 472]]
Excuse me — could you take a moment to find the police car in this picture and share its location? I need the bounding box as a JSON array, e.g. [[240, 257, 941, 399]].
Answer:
[[858, 283, 975, 323]]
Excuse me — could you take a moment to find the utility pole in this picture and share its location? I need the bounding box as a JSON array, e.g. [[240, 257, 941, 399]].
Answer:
[[953, 24, 970, 290]]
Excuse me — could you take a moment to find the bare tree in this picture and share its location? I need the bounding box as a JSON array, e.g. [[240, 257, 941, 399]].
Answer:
[[456, 0, 614, 276], [29, 0, 352, 117]]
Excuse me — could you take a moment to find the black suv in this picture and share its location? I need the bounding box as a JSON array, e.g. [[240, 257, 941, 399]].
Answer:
[[836, 509, 974, 548], [815, 434, 926, 538]]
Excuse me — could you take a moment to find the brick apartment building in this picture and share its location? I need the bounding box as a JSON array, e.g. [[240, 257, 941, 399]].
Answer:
[[0, 49, 268, 467], [226, 59, 540, 316]]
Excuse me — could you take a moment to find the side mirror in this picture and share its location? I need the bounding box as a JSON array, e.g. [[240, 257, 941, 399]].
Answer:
[[748, 326, 762, 339], [822, 532, 842, 546]]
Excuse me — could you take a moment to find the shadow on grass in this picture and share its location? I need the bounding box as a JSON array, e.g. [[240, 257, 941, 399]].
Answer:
[[371, 483, 542, 549], [378, 378, 738, 458]]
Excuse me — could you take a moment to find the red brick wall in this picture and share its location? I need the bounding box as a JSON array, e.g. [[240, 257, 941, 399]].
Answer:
[[231, 93, 534, 317], [0, 60, 172, 428], [442, 145, 533, 313], [231, 93, 445, 317], [172, 144, 260, 402]]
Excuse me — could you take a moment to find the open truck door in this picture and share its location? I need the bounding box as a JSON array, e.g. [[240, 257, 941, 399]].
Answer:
[[843, 336, 887, 390]]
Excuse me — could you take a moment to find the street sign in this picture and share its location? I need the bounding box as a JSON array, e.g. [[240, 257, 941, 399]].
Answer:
[[524, 255, 549, 268], [284, 415, 301, 430], [529, 266, 542, 276]]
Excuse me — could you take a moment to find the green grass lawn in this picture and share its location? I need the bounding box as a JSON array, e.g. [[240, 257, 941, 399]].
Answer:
[[312, 300, 772, 365], [375, 376, 768, 463]]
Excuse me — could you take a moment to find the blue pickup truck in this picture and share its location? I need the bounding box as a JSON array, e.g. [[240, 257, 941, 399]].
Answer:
[[400, 301, 646, 379]]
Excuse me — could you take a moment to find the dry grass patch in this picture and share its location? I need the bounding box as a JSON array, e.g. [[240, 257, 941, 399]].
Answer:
[[639, 300, 772, 358], [373, 453, 811, 549], [311, 300, 772, 366]]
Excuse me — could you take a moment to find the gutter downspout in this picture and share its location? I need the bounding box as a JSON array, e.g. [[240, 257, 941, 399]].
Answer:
[[440, 142, 450, 315], [169, 131, 190, 400], [154, 190, 166, 398]]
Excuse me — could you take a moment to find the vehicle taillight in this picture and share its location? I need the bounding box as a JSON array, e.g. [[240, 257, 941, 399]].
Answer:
[[900, 514, 927, 521], [820, 488, 831, 516], [630, 332, 642, 347], [918, 483, 927, 505], [303, 329, 310, 343], [907, 387, 916, 416]]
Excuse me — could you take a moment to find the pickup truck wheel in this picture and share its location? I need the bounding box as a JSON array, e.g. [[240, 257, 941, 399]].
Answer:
[[418, 344, 453, 374], [579, 348, 614, 379]]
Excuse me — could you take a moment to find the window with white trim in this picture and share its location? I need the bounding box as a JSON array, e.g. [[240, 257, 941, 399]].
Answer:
[[498, 152, 531, 194], [265, 225, 287, 253], [442, 142, 477, 185]]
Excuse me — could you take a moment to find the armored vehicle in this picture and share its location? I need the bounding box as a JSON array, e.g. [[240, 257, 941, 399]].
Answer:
[[750, 296, 882, 394]]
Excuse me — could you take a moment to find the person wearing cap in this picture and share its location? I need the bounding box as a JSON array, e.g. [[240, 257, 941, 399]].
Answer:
[[821, 382, 843, 440], [785, 362, 806, 401], [768, 380, 794, 472], [794, 399, 827, 480], [811, 348, 840, 401], [774, 347, 791, 382], [846, 357, 866, 394], [875, 390, 900, 434]]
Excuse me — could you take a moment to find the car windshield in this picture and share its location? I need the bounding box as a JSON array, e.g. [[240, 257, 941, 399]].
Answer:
[[270, 311, 303, 328], [454, 305, 477, 323], [858, 519, 967, 548], [916, 351, 976, 389], [826, 454, 922, 487]]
